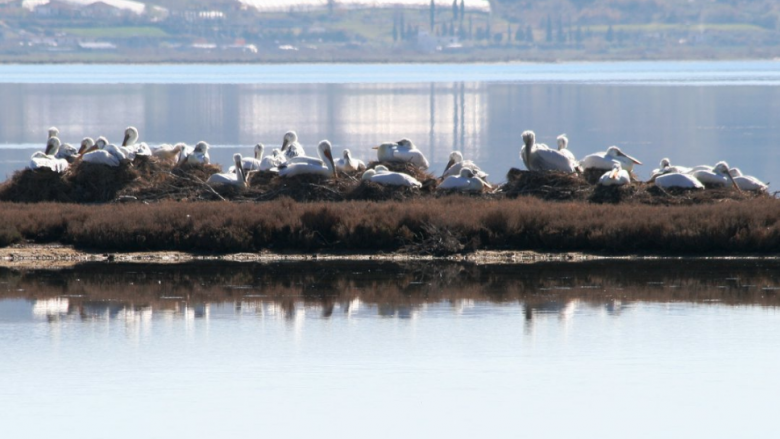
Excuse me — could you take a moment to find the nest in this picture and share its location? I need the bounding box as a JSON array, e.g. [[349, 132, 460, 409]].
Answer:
[[366, 161, 438, 188], [501, 168, 592, 201]]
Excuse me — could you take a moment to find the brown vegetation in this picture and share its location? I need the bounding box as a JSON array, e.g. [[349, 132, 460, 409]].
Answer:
[[0, 196, 779, 255]]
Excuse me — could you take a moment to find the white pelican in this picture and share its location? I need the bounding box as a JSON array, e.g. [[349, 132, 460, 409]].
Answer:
[[442, 151, 488, 179], [77, 137, 96, 155], [362, 167, 422, 188], [556, 134, 577, 163], [207, 154, 249, 188], [234, 143, 286, 173], [93, 136, 135, 161], [48, 126, 59, 139], [727, 168, 768, 192], [580, 145, 642, 172], [82, 139, 123, 167], [373, 138, 430, 169], [598, 161, 631, 186], [691, 161, 738, 188], [29, 137, 69, 173], [121, 126, 151, 156], [186, 141, 211, 165], [654, 173, 704, 190], [278, 140, 336, 178], [335, 149, 365, 173], [55, 142, 79, 163], [437, 168, 489, 192], [651, 158, 693, 179], [281, 131, 305, 159], [152, 143, 185, 164], [520, 130, 576, 173]]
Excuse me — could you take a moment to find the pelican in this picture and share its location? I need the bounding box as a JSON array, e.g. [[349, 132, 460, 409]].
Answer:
[[55, 142, 79, 163], [690, 161, 739, 188], [580, 145, 642, 172], [520, 130, 576, 173], [48, 126, 59, 139], [152, 143, 186, 164], [437, 168, 489, 192], [121, 126, 152, 157], [654, 173, 704, 190], [373, 138, 429, 169], [335, 149, 365, 173], [442, 151, 488, 179], [556, 134, 577, 163], [281, 131, 305, 159], [235, 143, 286, 173], [651, 158, 693, 179], [727, 168, 768, 192], [186, 141, 211, 165], [361, 167, 422, 188], [598, 161, 631, 186], [82, 139, 124, 167], [278, 140, 336, 178], [207, 154, 248, 188], [29, 137, 69, 173]]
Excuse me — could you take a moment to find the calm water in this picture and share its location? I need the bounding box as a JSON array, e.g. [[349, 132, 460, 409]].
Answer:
[[1, 62, 779, 184], [2, 260, 780, 438]]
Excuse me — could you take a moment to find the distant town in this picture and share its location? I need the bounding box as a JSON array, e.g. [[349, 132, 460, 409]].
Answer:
[[1, 0, 779, 62]]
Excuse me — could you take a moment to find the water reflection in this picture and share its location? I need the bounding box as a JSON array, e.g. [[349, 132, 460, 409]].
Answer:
[[3, 260, 780, 330], [2, 75, 780, 182]]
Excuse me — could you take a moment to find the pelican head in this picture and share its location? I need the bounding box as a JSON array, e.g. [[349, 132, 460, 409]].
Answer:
[[78, 137, 95, 155], [123, 126, 139, 147], [557, 134, 568, 150], [343, 149, 352, 159], [606, 146, 642, 165], [95, 136, 109, 150], [194, 141, 209, 153], [361, 169, 377, 181], [444, 151, 464, 172], [254, 143, 264, 159], [282, 131, 298, 151], [459, 167, 474, 178], [318, 140, 336, 177], [660, 158, 671, 168], [173, 143, 186, 153], [713, 161, 740, 190], [609, 160, 622, 179], [374, 165, 390, 173], [48, 127, 59, 139], [397, 138, 414, 149], [521, 130, 535, 148], [233, 153, 246, 183], [45, 137, 61, 156]]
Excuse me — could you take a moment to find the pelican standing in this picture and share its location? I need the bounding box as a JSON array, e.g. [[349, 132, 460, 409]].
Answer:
[[29, 137, 69, 173], [520, 130, 577, 173], [281, 131, 305, 159], [442, 151, 488, 179], [361, 167, 422, 188], [334, 149, 365, 173], [207, 154, 248, 188], [437, 168, 489, 192], [654, 173, 704, 190], [580, 146, 642, 172], [598, 161, 631, 186], [373, 138, 429, 169], [278, 140, 336, 178]]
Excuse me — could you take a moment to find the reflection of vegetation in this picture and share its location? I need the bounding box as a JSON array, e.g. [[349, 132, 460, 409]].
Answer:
[[59, 27, 170, 39]]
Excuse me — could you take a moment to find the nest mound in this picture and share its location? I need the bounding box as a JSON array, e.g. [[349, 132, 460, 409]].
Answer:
[[0, 168, 73, 203], [240, 171, 358, 202], [349, 180, 424, 201], [502, 169, 591, 201]]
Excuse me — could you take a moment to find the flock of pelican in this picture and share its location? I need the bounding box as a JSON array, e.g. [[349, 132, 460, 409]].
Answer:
[[29, 126, 768, 193]]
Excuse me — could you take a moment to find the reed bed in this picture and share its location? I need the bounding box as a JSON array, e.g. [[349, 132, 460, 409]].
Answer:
[[1, 196, 779, 255]]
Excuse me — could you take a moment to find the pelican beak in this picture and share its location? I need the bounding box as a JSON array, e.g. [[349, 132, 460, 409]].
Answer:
[[444, 159, 455, 172], [610, 169, 618, 179], [122, 133, 130, 147], [281, 139, 289, 152], [371, 146, 379, 150], [618, 151, 642, 165], [324, 148, 337, 178], [727, 170, 741, 192]]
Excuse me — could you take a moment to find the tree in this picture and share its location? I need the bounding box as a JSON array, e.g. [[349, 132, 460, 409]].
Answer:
[[460, 0, 465, 22], [515, 25, 525, 42], [430, 0, 435, 31], [545, 15, 552, 42], [400, 13, 405, 40], [605, 25, 614, 42], [452, 0, 458, 21], [526, 25, 534, 43], [392, 17, 398, 42], [486, 20, 491, 41], [494, 32, 503, 44], [468, 15, 473, 39], [575, 26, 582, 45], [507, 23, 512, 44], [556, 16, 565, 43]]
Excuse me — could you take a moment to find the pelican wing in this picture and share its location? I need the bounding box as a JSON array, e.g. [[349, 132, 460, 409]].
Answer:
[[532, 148, 577, 173], [392, 149, 429, 169]]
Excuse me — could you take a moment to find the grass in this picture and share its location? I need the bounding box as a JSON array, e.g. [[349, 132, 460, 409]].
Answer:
[[60, 26, 170, 39], [0, 197, 779, 255]]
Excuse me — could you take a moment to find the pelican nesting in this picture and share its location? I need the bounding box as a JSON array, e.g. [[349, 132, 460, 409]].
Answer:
[[580, 145, 642, 172], [281, 131, 305, 159], [236, 143, 286, 173], [373, 138, 429, 170], [335, 149, 365, 173], [727, 168, 768, 192], [186, 141, 211, 165], [442, 151, 488, 179], [153, 143, 186, 164], [55, 142, 79, 163], [77, 137, 96, 155], [122, 126, 152, 157], [520, 130, 577, 173], [278, 140, 336, 178], [598, 161, 631, 186], [362, 166, 422, 188], [654, 173, 704, 190], [207, 154, 249, 188], [556, 134, 577, 163], [82, 138, 125, 167], [651, 158, 693, 179], [29, 137, 69, 173], [438, 168, 490, 192], [691, 161, 738, 188]]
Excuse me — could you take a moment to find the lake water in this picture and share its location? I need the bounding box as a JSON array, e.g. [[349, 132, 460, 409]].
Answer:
[[2, 260, 780, 438], [1, 61, 779, 185]]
